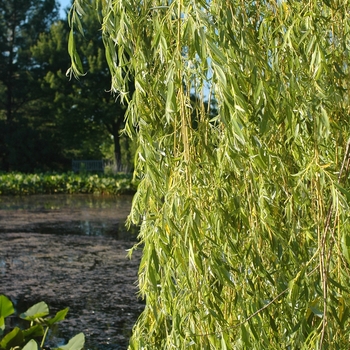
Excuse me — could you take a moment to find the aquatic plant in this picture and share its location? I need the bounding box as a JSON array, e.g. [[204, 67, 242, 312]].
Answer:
[[0, 172, 136, 195], [0, 295, 84, 350]]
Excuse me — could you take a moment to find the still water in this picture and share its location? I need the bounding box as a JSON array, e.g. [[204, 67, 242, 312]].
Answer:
[[0, 194, 138, 238], [0, 194, 143, 350]]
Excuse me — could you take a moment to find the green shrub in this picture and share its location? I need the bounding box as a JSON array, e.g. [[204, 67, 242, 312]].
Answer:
[[0, 172, 136, 195], [0, 295, 84, 350]]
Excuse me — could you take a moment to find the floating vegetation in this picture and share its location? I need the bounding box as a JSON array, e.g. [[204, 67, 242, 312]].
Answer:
[[0, 172, 136, 196]]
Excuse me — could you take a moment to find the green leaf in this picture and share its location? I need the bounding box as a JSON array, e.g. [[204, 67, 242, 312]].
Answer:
[[22, 325, 44, 341], [288, 270, 303, 308], [67, 29, 84, 77], [320, 107, 330, 134], [334, 183, 350, 201], [340, 305, 350, 328], [72, 6, 85, 33], [240, 324, 251, 347], [54, 333, 85, 350], [212, 62, 227, 87], [20, 302, 49, 321], [0, 327, 24, 350], [0, 316, 4, 335], [22, 339, 38, 350], [310, 306, 323, 318], [45, 308, 69, 326], [0, 295, 14, 319], [166, 80, 176, 114], [207, 40, 226, 62], [341, 233, 350, 265]]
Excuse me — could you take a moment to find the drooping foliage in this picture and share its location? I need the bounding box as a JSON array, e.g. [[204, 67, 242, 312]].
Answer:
[[69, 0, 350, 348]]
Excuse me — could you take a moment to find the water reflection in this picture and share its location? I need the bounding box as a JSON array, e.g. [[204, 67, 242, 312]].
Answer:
[[0, 194, 143, 350], [0, 194, 132, 211], [0, 194, 138, 239]]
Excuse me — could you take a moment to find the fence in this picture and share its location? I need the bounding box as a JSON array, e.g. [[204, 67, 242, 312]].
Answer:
[[72, 160, 112, 173]]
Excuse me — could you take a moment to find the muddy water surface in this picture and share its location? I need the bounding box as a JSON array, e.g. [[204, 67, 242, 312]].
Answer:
[[0, 194, 144, 350]]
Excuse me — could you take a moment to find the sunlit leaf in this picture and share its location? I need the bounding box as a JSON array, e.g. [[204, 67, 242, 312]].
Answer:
[[0, 327, 24, 350], [341, 233, 350, 265], [55, 333, 85, 350], [22, 339, 38, 350], [68, 0, 350, 348], [20, 302, 49, 321], [0, 295, 14, 319], [45, 308, 69, 326]]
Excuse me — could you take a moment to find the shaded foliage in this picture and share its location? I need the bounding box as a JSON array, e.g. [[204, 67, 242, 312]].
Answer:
[[0, 0, 134, 172], [0, 0, 60, 171]]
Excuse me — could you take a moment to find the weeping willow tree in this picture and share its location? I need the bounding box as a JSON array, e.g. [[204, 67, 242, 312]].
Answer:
[[68, 0, 350, 348]]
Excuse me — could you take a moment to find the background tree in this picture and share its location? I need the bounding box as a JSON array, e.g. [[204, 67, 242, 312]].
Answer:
[[31, 18, 109, 166], [0, 0, 134, 172], [64, 0, 134, 170], [0, 0, 59, 171], [69, 0, 350, 348], [33, 0, 134, 171]]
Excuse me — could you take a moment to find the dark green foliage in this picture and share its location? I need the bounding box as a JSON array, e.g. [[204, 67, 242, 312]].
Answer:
[[31, 0, 134, 171], [0, 0, 135, 172], [0, 172, 136, 195], [0, 0, 60, 171]]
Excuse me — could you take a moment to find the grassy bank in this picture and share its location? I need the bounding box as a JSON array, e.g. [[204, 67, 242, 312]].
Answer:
[[0, 172, 136, 195]]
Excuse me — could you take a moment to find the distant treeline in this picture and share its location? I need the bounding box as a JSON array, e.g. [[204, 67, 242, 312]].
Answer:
[[0, 0, 135, 173], [0, 172, 137, 196]]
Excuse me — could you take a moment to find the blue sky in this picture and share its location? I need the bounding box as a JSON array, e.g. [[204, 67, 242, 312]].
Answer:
[[58, 0, 72, 18]]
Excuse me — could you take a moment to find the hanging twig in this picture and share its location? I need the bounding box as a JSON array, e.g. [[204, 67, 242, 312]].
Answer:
[[319, 138, 350, 349]]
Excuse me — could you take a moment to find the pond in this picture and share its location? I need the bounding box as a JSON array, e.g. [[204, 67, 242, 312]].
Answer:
[[0, 194, 144, 350]]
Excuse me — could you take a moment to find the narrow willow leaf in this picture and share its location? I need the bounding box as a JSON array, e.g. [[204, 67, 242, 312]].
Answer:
[[320, 107, 330, 134], [341, 233, 350, 265], [67, 29, 84, 77], [207, 40, 226, 62], [310, 306, 323, 319], [220, 334, 228, 350], [166, 80, 176, 114], [73, 0, 86, 18], [231, 117, 245, 144], [340, 306, 350, 328], [253, 80, 263, 104], [72, 11, 84, 36], [240, 324, 251, 347], [212, 62, 226, 87], [334, 183, 350, 201]]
